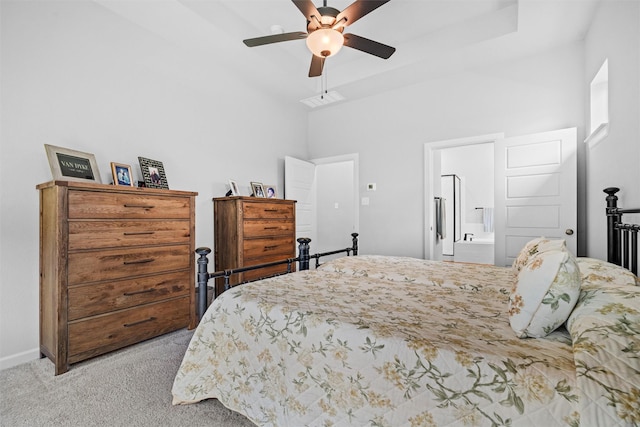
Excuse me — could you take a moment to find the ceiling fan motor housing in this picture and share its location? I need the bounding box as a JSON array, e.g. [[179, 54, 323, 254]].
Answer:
[[307, 6, 342, 32]]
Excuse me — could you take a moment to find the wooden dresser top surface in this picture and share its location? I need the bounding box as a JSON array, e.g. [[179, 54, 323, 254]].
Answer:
[[37, 180, 197, 197]]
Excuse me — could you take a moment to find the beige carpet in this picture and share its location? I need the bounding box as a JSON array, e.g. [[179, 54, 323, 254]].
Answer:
[[0, 329, 255, 426]]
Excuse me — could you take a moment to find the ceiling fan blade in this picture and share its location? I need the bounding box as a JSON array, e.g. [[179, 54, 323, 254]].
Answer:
[[292, 0, 322, 27], [343, 33, 395, 59], [309, 55, 325, 77], [336, 0, 390, 26], [243, 32, 307, 47]]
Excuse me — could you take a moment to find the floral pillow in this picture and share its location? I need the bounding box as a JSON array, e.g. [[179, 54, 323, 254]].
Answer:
[[512, 237, 567, 273], [509, 250, 582, 338], [576, 257, 639, 287]]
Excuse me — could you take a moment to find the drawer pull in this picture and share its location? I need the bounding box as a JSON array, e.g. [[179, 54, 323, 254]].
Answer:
[[123, 231, 156, 236], [264, 209, 279, 212], [123, 258, 155, 265], [123, 288, 155, 296], [264, 245, 278, 250], [124, 204, 155, 209], [124, 317, 156, 327], [263, 226, 278, 230]]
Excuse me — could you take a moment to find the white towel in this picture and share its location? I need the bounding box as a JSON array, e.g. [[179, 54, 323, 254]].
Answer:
[[483, 207, 494, 233], [435, 198, 446, 240]]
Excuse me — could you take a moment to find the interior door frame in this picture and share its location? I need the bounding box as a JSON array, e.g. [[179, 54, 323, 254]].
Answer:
[[424, 133, 504, 260], [286, 154, 359, 254]]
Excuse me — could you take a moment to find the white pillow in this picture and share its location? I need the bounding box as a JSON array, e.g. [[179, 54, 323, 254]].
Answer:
[[512, 237, 567, 273], [509, 250, 581, 338]]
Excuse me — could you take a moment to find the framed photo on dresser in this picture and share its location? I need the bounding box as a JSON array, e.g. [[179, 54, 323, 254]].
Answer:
[[229, 180, 239, 196], [138, 157, 169, 189], [111, 162, 134, 187], [45, 144, 102, 183], [265, 184, 278, 198], [251, 182, 265, 198]]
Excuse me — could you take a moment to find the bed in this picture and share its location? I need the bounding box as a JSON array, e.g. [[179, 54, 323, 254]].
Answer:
[[172, 188, 640, 426]]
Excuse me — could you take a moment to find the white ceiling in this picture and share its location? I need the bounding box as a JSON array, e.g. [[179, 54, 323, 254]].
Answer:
[[95, 0, 599, 109]]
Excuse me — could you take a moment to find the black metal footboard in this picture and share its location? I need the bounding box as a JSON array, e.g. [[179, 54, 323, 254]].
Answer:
[[605, 187, 640, 275], [195, 233, 359, 319]]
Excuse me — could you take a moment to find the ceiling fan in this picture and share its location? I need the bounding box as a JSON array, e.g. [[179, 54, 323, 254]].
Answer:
[[243, 0, 396, 77]]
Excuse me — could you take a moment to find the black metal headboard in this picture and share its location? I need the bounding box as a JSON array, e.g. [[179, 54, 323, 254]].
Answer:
[[605, 187, 640, 275]]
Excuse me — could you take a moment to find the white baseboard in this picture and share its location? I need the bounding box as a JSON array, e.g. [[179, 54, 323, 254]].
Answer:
[[0, 348, 41, 371]]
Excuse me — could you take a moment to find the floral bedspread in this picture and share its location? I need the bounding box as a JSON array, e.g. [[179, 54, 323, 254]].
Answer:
[[172, 255, 640, 426]]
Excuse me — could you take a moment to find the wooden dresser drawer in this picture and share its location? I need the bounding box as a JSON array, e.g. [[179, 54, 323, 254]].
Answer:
[[68, 220, 191, 250], [68, 245, 190, 285], [243, 219, 294, 237], [68, 297, 190, 360], [243, 202, 294, 219], [68, 191, 190, 219], [68, 270, 190, 320], [243, 236, 295, 260]]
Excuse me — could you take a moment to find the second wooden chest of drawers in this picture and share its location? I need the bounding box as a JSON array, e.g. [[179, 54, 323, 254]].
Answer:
[[213, 196, 296, 295]]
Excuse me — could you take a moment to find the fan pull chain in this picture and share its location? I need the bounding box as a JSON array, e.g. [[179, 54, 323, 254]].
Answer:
[[321, 62, 328, 99]]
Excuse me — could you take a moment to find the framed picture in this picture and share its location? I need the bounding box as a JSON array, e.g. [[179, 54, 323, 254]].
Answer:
[[229, 179, 239, 196], [138, 157, 169, 189], [264, 184, 278, 199], [250, 181, 265, 198], [110, 162, 134, 187], [44, 144, 102, 183]]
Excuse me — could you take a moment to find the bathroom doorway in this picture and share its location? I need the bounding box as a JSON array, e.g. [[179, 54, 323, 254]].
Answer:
[[440, 143, 495, 264], [425, 128, 578, 266], [423, 133, 504, 262]]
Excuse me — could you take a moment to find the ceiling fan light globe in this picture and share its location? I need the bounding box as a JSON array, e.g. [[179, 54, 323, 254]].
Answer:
[[306, 28, 344, 57]]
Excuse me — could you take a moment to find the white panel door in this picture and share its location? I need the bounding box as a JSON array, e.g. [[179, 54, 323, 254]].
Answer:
[[284, 156, 317, 246], [495, 128, 577, 266]]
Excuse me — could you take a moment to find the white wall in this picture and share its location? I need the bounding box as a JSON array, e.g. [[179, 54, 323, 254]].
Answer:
[[584, 0, 640, 260], [0, 1, 308, 368], [308, 43, 585, 258]]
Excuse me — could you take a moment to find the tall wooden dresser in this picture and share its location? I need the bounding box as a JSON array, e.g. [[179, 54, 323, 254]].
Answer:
[[37, 180, 197, 375], [213, 197, 296, 296]]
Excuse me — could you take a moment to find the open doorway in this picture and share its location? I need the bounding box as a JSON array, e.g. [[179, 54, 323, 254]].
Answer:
[[423, 133, 504, 262], [440, 143, 495, 264], [285, 154, 359, 260]]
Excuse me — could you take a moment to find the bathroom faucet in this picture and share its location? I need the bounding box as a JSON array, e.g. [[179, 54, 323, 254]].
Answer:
[[464, 233, 474, 241]]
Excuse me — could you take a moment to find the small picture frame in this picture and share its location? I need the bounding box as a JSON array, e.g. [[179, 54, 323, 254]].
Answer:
[[229, 179, 239, 196], [251, 182, 265, 198], [110, 162, 134, 187], [264, 184, 278, 199], [138, 157, 169, 189], [44, 144, 102, 183]]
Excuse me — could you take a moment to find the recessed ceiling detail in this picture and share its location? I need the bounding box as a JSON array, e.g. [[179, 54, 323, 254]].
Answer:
[[95, 0, 601, 108]]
